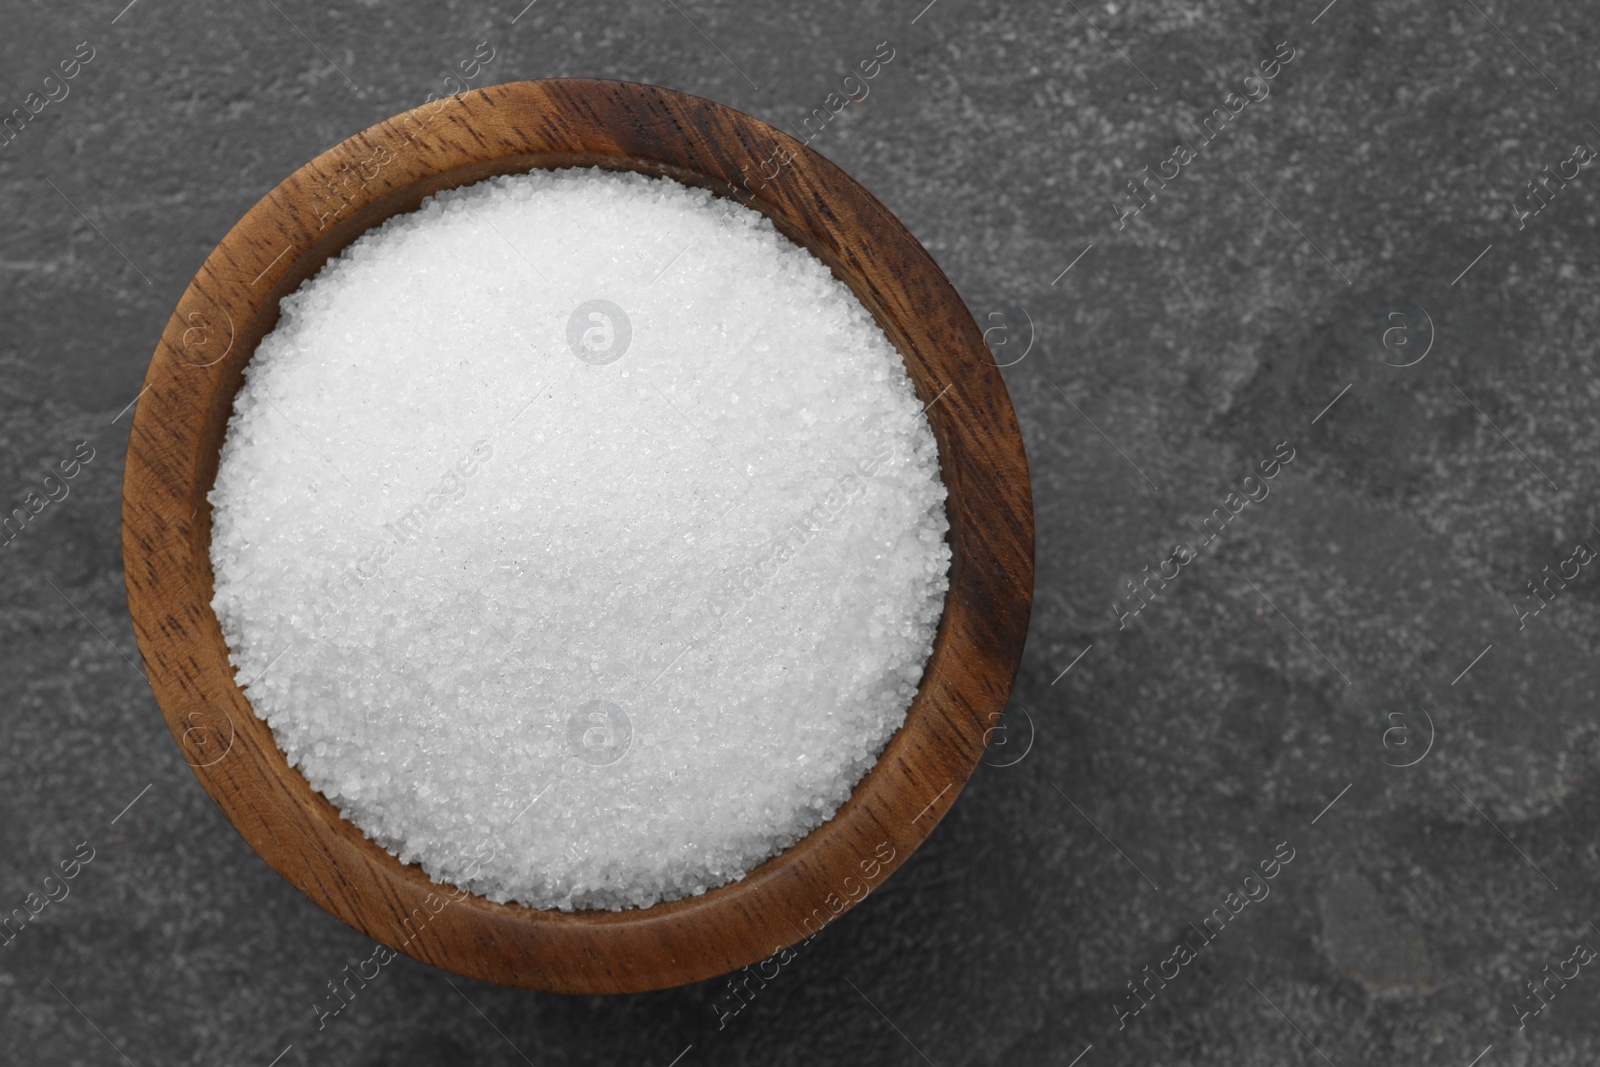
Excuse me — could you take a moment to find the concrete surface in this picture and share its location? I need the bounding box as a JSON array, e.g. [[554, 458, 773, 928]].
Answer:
[[2, 0, 1598, 1064]]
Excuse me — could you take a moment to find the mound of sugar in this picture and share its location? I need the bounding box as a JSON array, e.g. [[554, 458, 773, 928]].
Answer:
[[208, 167, 950, 911]]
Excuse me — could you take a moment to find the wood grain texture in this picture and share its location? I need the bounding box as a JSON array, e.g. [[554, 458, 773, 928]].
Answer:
[[120, 79, 1033, 993]]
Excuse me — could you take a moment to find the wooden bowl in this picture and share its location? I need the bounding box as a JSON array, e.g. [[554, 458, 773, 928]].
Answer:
[[122, 79, 1033, 994]]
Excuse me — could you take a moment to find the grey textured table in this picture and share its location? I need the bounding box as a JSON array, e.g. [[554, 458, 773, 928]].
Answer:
[[3, 0, 1597, 1064]]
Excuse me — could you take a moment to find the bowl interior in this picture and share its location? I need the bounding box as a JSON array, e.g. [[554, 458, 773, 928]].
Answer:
[[124, 79, 1032, 993]]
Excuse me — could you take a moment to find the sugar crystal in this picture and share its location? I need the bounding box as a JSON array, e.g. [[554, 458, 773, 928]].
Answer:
[[208, 168, 950, 910]]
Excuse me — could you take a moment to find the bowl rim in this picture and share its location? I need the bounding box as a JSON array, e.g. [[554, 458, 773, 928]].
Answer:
[[121, 77, 1033, 994]]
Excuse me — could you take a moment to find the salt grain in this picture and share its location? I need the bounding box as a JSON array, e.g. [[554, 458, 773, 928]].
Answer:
[[208, 168, 950, 910]]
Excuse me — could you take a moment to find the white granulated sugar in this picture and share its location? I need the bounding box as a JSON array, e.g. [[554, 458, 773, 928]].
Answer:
[[208, 167, 950, 911]]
